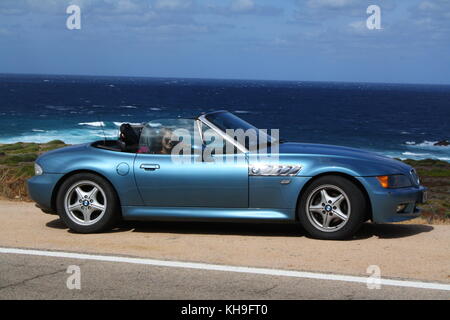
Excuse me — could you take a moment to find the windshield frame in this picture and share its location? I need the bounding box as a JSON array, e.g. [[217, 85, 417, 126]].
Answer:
[[199, 111, 276, 153], [198, 113, 248, 153]]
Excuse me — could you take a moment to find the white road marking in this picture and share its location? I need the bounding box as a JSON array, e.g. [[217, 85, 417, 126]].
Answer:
[[1, 247, 449, 292]]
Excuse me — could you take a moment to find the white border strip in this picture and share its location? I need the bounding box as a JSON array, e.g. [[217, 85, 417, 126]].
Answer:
[[1, 247, 449, 292]]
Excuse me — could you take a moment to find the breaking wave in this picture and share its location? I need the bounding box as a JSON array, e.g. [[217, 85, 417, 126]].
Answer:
[[78, 121, 106, 127], [404, 140, 450, 149]]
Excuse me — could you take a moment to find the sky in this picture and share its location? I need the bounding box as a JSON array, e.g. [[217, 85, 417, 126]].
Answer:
[[0, 0, 449, 84]]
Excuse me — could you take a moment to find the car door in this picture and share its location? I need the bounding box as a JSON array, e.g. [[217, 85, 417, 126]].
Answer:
[[133, 118, 248, 208]]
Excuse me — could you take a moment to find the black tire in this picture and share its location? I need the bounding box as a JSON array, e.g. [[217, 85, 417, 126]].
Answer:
[[298, 175, 366, 240], [56, 173, 120, 233]]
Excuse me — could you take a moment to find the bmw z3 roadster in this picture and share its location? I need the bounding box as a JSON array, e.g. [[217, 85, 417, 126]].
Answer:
[[28, 110, 427, 239]]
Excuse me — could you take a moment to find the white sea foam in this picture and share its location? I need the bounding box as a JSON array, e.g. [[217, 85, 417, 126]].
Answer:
[[31, 129, 45, 132], [382, 152, 450, 162], [0, 126, 119, 144], [402, 152, 431, 156], [371, 140, 449, 162], [121, 105, 137, 109], [78, 121, 105, 127], [405, 140, 450, 148], [149, 107, 162, 111], [113, 122, 143, 127], [45, 105, 73, 111]]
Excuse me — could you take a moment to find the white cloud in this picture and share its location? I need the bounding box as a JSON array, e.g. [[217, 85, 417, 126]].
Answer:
[[307, 0, 357, 9], [418, 1, 437, 11], [348, 20, 369, 35], [231, 0, 254, 12], [113, 0, 142, 13], [154, 0, 193, 11], [0, 27, 11, 36]]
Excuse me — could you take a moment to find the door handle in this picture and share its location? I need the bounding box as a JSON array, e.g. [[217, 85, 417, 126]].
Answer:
[[140, 164, 160, 171]]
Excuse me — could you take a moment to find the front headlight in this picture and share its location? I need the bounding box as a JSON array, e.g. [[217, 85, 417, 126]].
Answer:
[[376, 174, 412, 188], [410, 169, 420, 185], [34, 163, 43, 176]]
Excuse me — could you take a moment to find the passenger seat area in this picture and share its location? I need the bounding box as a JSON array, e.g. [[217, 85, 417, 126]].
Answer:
[[93, 123, 144, 153]]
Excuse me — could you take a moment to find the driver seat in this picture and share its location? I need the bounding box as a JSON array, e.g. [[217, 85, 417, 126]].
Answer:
[[119, 123, 140, 152]]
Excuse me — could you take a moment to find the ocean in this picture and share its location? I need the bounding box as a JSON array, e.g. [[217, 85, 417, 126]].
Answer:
[[0, 73, 449, 161]]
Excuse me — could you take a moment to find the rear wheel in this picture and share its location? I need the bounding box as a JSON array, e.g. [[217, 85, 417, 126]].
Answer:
[[56, 173, 119, 233], [298, 176, 366, 240]]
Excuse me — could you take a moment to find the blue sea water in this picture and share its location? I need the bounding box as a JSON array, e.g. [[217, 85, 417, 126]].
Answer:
[[0, 73, 449, 161]]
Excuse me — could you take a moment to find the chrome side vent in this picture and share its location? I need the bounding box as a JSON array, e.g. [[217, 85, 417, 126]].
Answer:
[[249, 164, 302, 176]]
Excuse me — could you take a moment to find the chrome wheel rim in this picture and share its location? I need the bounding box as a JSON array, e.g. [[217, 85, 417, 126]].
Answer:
[[64, 181, 107, 226], [305, 184, 351, 232]]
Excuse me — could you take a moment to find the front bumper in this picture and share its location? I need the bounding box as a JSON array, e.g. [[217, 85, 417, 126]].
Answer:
[[356, 177, 427, 223], [27, 173, 63, 214]]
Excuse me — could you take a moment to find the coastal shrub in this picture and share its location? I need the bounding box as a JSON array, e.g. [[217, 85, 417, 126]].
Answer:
[[0, 153, 38, 166], [0, 142, 28, 152], [403, 159, 449, 168], [0, 168, 29, 200], [41, 145, 66, 152], [45, 140, 65, 145], [13, 165, 34, 178], [10, 145, 40, 154], [423, 169, 450, 177]]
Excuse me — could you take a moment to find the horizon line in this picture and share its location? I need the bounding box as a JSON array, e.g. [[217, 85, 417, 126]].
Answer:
[[1, 72, 449, 87]]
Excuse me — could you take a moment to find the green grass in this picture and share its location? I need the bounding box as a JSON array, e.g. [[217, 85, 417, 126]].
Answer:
[[3, 164, 35, 179], [0, 141, 69, 200], [0, 141, 67, 163], [45, 139, 65, 145], [0, 153, 38, 166], [420, 169, 450, 177], [0, 144, 40, 154], [401, 158, 450, 168]]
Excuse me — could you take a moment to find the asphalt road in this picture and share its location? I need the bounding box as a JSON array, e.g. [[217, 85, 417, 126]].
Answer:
[[0, 200, 449, 299], [0, 253, 449, 299]]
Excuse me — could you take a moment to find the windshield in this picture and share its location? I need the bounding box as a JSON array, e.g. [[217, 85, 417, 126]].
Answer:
[[204, 111, 276, 150]]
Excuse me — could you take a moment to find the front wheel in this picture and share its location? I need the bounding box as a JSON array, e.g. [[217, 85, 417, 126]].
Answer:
[[298, 176, 367, 240], [56, 173, 120, 233]]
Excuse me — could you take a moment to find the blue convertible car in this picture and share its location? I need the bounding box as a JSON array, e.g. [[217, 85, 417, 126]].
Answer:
[[28, 111, 427, 239]]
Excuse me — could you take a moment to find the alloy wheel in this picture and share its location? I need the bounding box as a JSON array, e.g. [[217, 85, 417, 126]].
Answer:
[[64, 180, 107, 226], [305, 184, 351, 232]]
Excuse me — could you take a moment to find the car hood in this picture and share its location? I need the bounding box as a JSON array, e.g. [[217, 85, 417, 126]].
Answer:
[[274, 142, 412, 176], [278, 142, 385, 159]]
